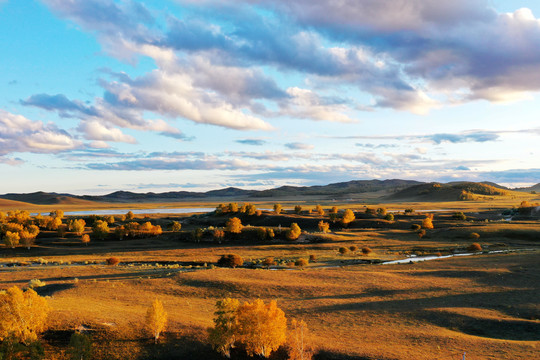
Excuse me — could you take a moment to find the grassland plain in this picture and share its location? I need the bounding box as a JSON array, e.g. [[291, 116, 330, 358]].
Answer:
[[1, 197, 539, 359]]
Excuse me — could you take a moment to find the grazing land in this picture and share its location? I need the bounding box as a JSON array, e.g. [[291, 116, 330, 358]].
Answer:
[[1, 186, 539, 359]]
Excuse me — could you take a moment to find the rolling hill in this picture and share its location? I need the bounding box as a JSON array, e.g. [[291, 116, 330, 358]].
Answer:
[[0, 179, 524, 205]]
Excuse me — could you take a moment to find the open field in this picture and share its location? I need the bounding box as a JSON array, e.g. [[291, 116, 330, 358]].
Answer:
[[1, 199, 539, 359]]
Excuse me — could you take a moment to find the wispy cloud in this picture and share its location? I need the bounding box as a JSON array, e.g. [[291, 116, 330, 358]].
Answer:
[[285, 142, 314, 150], [236, 139, 267, 146]]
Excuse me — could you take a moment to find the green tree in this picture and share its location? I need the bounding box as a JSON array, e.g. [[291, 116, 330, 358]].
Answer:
[[68, 332, 92, 360], [208, 298, 240, 358]]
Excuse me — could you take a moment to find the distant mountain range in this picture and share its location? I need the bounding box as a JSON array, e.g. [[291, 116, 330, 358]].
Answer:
[[0, 179, 537, 205]]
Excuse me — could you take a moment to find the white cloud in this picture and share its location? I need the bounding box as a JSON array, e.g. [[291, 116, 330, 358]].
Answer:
[[78, 121, 137, 144], [0, 110, 81, 155]]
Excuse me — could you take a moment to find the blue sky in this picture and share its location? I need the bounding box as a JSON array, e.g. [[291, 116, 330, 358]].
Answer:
[[1, 0, 540, 194]]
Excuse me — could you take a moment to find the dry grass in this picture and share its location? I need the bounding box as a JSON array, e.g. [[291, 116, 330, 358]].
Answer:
[[1, 201, 539, 359]]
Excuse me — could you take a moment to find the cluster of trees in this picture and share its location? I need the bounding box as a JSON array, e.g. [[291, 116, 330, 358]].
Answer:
[[208, 298, 310, 359], [115, 221, 163, 239], [216, 203, 258, 215], [0, 210, 41, 249]]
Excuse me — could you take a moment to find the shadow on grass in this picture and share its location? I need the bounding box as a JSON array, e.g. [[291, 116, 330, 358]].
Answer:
[[35, 283, 75, 296], [417, 310, 540, 341]]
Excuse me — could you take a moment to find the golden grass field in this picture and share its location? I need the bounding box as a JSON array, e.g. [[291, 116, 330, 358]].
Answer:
[[1, 196, 539, 359]]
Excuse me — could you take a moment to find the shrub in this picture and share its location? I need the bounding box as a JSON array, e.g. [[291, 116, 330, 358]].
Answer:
[[404, 208, 415, 214], [315, 204, 324, 216], [361, 246, 372, 255], [417, 229, 426, 238], [262, 257, 275, 267], [309, 254, 316, 263], [218, 254, 244, 268], [273, 203, 282, 215], [28, 279, 46, 289], [192, 228, 204, 242], [338, 247, 348, 255], [294, 205, 302, 214], [377, 207, 387, 216], [385, 214, 394, 221], [257, 227, 268, 241], [330, 206, 338, 214], [106, 257, 120, 266], [452, 212, 467, 221], [126, 211, 135, 220], [468, 243, 482, 252], [470, 232, 480, 240], [349, 245, 358, 252], [295, 258, 308, 267], [365, 208, 376, 216]]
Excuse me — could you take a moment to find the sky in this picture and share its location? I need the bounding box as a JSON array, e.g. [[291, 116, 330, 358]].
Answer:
[[1, 0, 540, 195]]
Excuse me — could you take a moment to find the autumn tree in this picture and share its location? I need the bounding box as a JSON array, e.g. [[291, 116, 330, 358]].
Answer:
[[385, 213, 394, 221], [81, 234, 90, 246], [126, 211, 135, 220], [287, 319, 312, 360], [49, 209, 64, 219], [376, 207, 387, 216], [218, 254, 244, 268], [315, 205, 324, 216], [317, 221, 329, 233], [330, 206, 338, 214], [92, 220, 109, 240], [236, 299, 287, 358], [273, 203, 282, 215], [213, 229, 225, 242], [294, 205, 302, 214], [228, 203, 239, 213], [0, 287, 50, 344], [3, 231, 20, 248], [422, 214, 434, 229], [146, 299, 167, 343], [245, 203, 257, 216], [340, 209, 355, 227], [68, 219, 86, 236], [7, 210, 31, 224], [226, 217, 243, 234], [19, 225, 39, 249], [286, 223, 301, 240], [170, 221, 182, 232], [208, 298, 240, 358], [46, 216, 62, 230]]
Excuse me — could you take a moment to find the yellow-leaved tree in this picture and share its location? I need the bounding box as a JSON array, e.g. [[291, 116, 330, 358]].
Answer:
[[0, 286, 50, 344], [208, 298, 240, 358], [286, 223, 302, 240], [422, 214, 434, 229], [287, 319, 312, 360], [340, 209, 355, 227], [273, 203, 282, 215], [225, 217, 243, 234], [236, 299, 287, 358], [145, 299, 167, 343]]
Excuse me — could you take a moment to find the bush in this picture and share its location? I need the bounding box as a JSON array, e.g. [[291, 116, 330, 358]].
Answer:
[[225, 217, 243, 234], [309, 254, 316, 263], [218, 254, 244, 268], [422, 214, 434, 229], [170, 221, 182, 232], [81, 234, 90, 245], [68, 332, 92, 360], [349, 245, 358, 252], [452, 212, 467, 221], [361, 246, 372, 255], [385, 213, 394, 221], [340, 209, 355, 226], [106, 257, 120, 266], [262, 257, 275, 267], [294, 205, 302, 214], [468, 243, 482, 252], [417, 229, 426, 238], [295, 258, 308, 267], [28, 279, 46, 289], [338, 247, 348, 255], [317, 220, 329, 233], [470, 232, 480, 240]]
